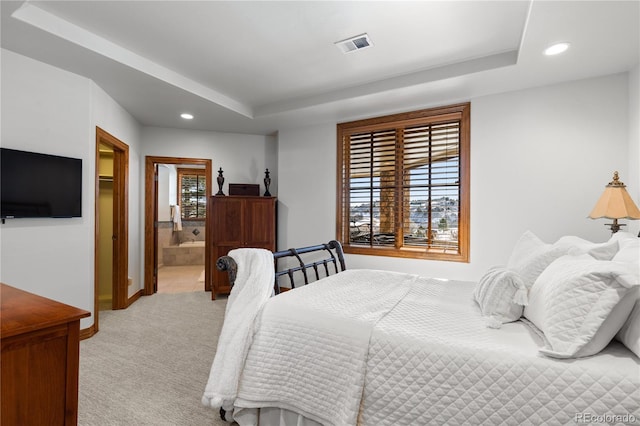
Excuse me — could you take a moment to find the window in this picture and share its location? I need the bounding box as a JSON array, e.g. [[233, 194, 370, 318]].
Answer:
[[336, 103, 470, 262], [178, 168, 206, 220]]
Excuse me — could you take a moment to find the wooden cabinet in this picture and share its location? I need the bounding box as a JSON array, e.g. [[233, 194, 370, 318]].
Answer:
[[208, 195, 276, 299], [1, 283, 90, 425]]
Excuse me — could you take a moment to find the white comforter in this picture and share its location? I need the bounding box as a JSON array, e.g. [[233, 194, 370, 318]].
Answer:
[[235, 269, 418, 426], [232, 270, 640, 425]]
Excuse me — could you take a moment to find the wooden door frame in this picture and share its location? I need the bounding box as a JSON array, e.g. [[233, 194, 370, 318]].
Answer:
[[94, 127, 129, 332], [144, 156, 212, 296]]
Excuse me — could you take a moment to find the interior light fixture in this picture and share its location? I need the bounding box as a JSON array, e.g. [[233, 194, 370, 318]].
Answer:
[[180, 113, 194, 120], [588, 171, 640, 233], [544, 42, 570, 56]]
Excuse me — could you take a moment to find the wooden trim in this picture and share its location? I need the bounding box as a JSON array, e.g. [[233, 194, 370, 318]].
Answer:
[[114, 140, 129, 309], [79, 324, 97, 341], [336, 103, 470, 262], [94, 136, 102, 329], [144, 156, 213, 296], [458, 103, 471, 263], [126, 289, 143, 307], [79, 288, 141, 340], [94, 127, 130, 340], [144, 157, 155, 295], [337, 104, 468, 131]]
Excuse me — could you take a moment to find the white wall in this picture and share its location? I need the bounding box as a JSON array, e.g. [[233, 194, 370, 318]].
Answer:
[[277, 73, 632, 282], [628, 64, 640, 237], [91, 84, 143, 298], [157, 164, 172, 222], [0, 49, 142, 328], [140, 127, 277, 194], [276, 124, 336, 250]]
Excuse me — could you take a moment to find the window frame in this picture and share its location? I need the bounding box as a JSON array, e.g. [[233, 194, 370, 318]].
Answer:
[[336, 103, 470, 262], [177, 167, 207, 220]]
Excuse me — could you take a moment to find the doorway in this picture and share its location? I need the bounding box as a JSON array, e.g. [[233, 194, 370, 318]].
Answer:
[[144, 156, 212, 295], [94, 128, 129, 332]]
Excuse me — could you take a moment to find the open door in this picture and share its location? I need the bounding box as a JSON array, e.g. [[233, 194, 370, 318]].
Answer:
[[94, 127, 129, 333]]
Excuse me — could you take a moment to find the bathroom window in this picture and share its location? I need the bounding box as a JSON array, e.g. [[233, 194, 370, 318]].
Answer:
[[178, 168, 206, 220]]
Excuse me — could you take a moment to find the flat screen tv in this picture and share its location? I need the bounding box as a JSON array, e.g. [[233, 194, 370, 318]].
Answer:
[[1, 148, 82, 219]]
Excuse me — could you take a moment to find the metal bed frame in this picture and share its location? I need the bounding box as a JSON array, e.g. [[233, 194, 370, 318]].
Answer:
[[216, 239, 346, 294]]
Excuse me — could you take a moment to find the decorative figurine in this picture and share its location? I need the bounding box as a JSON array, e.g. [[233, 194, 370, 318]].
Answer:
[[263, 168, 271, 196], [216, 167, 225, 196]]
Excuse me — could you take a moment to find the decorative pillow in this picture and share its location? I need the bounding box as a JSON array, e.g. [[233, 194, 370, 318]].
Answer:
[[474, 267, 528, 328], [506, 231, 569, 289], [524, 254, 639, 359], [555, 235, 619, 260]]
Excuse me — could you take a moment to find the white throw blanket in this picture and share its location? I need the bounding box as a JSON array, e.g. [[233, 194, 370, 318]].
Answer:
[[234, 269, 418, 426], [202, 248, 275, 411], [171, 204, 182, 231]]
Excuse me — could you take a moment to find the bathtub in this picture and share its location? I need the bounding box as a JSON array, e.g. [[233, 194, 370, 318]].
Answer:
[[163, 241, 205, 266], [179, 241, 205, 247]]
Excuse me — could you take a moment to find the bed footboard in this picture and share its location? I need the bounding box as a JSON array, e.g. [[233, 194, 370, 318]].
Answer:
[[216, 240, 346, 295]]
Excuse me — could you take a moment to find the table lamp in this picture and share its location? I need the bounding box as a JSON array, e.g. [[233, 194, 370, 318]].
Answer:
[[588, 171, 640, 233]]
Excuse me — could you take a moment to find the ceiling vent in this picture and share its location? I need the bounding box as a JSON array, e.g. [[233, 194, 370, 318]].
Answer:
[[335, 33, 373, 54]]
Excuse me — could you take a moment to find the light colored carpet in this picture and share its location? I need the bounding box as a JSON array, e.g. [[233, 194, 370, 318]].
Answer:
[[79, 291, 230, 425]]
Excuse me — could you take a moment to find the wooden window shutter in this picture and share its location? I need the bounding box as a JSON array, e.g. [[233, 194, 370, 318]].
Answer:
[[336, 103, 470, 262]]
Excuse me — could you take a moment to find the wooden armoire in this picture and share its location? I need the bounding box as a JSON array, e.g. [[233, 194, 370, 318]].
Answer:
[[207, 195, 276, 299]]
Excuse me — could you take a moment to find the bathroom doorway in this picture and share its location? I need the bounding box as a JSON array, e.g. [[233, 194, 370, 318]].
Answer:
[[144, 156, 212, 295]]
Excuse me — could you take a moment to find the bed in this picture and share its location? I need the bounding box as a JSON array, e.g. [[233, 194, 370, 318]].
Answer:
[[203, 234, 640, 426]]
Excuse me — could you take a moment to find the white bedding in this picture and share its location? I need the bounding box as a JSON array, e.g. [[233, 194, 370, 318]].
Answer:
[[363, 279, 639, 425], [232, 270, 640, 425], [235, 269, 418, 426]]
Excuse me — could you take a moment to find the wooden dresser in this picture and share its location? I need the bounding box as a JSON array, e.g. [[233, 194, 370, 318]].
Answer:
[[1, 283, 90, 425], [208, 195, 276, 299]]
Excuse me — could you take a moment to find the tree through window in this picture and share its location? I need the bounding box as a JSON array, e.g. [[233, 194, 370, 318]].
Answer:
[[336, 103, 470, 262]]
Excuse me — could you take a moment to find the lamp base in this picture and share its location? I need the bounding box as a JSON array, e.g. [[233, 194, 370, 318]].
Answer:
[[605, 219, 625, 234]]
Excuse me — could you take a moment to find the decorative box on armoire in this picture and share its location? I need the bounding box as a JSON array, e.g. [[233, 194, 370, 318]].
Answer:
[[207, 195, 276, 299]]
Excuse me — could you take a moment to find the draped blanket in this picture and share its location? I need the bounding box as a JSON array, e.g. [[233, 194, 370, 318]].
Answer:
[[202, 248, 274, 411]]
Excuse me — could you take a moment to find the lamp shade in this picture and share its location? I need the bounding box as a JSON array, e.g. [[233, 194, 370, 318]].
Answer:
[[588, 172, 640, 219]]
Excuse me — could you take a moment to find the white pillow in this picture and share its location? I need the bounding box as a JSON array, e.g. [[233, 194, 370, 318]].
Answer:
[[612, 237, 640, 357], [612, 236, 639, 264], [474, 267, 528, 328], [555, 235, 619, 260], [507, 231, 568, 289], [609, 230, 638, 245], [524, 254, 639, 359]]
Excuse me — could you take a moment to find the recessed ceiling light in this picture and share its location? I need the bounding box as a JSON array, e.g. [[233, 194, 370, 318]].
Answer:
[[180, 113, 194, 120], [544, 42, 570, 56]]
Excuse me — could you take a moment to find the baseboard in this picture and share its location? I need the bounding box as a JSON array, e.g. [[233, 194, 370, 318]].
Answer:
[[81, 289, 143, 340], [80, 323, 97, 340], [127, 289, 143, 307]]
